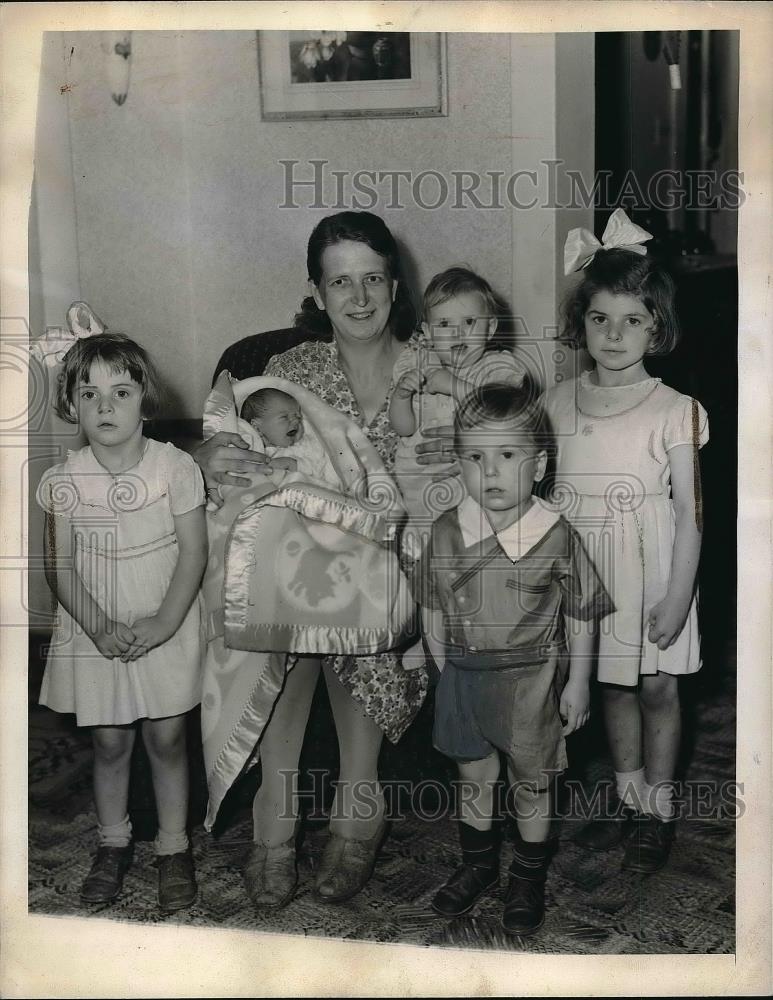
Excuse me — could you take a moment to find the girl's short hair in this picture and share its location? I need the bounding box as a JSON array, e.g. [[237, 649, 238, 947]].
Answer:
[[560, 249, 679, 356], [294, 211, 417, 341], [54, 332, 163, 423], [422, 266, 499, 319], [454, 380, 553, 456]]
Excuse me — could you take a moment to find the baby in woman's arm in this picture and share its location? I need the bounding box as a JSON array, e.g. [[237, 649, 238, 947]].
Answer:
[[240, 387, 339, 486]]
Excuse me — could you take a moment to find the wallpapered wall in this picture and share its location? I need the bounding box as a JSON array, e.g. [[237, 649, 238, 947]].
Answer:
[[60, 31, 522, 417]]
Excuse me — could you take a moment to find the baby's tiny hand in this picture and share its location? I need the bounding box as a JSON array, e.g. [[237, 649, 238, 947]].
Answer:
[[395, 369, 423, 399], [271, 457, 297, 471], [424, 367, 453, 395]]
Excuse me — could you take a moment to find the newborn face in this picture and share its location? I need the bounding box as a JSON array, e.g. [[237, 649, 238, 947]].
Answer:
[[251, 396, 304, 448]]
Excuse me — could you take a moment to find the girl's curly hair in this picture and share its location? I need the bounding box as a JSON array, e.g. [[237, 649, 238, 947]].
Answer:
[[560, 249, 679, 356]]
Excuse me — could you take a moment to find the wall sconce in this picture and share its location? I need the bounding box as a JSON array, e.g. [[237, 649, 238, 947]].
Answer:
[[102, 31, 132, 106]]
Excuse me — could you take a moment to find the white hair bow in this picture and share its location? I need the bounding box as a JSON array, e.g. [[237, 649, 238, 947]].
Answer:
[[29, 302, 106, 368], [563, 208, 652, 276]]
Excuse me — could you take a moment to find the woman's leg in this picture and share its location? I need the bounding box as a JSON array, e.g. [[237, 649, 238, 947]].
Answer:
[[323, 660, 384, 840], [92, 724, 136, 836], [252, 656, 321, 847], [141, 713, 189, 851]]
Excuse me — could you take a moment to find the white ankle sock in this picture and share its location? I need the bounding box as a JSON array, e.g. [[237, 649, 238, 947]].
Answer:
[[154, 828, 190, 856], [97, 814, 132, 848], [614, 768, 648, 811], [646, 781, 676, 822]]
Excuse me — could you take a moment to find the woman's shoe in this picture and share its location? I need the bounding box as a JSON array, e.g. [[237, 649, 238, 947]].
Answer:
[[243, 837, 298, 909], [313, 819, 388, 903], [621, 813, 675, 873], [80, 844, 134, 904]]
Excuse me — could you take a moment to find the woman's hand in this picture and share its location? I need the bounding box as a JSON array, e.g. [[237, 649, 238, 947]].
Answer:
[[193, 432, 271, 492], [647, 594, 690, 650], [560, 678, 591, 735], [413, 424, 459, 478]]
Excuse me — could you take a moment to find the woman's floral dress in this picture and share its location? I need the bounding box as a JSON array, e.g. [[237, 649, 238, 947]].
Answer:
[[265, 338, 428, 742]]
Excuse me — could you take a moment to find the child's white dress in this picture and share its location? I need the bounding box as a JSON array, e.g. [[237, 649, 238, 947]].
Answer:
[[543, 372, 709, 685], [392, 344, 526, 524], [36, 439, 206, 726]]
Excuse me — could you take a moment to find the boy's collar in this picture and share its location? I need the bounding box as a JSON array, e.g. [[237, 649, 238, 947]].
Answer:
[[457, 495, 560, 563]]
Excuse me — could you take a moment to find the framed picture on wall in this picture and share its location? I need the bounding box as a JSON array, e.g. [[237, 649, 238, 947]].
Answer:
[[258, 31, 447, 120]]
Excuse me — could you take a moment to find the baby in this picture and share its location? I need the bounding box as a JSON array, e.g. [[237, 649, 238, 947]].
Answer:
[[389, 266, 526, 546], [240, 387, 339, 486]]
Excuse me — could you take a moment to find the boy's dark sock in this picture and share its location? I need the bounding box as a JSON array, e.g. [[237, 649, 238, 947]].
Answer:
[[502, 833, 556, 936]]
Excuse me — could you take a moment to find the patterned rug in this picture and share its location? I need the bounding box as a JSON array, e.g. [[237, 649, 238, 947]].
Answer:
[[28, 658, 735, 955]]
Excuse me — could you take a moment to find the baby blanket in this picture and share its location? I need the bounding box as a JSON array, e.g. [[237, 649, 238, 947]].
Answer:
[[200, 372, 415, 828]]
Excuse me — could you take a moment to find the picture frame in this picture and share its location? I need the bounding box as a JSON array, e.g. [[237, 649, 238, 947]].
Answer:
[[257, 30, 447, 120]]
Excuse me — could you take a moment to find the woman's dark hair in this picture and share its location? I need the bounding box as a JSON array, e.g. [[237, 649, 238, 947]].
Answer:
[[560, 249, 679, 356], [54, 332, 163, 423], [294, 211, 417, 341]]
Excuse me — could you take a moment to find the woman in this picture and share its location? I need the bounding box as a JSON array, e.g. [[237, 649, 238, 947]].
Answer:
[[195, 212, 451, 907]]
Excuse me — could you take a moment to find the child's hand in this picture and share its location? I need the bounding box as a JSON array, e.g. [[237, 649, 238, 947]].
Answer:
[[92, 620, 135, 659], [120, 614, 175, 661], [395, 369, 424, 399], [270, 456, 297, 471], [559, 679, 590, 735], [647, 596, 690, 650], [424, 367, 453, 395]]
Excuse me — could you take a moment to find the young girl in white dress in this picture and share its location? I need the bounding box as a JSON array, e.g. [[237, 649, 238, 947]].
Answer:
[[37, 332, 208, 911], [542, 210, 709, 873]]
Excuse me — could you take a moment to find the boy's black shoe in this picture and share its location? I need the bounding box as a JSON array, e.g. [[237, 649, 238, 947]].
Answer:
[[501, 836, 554, 937], [621, 813, 675, 874], [431, 821, 499, 918]]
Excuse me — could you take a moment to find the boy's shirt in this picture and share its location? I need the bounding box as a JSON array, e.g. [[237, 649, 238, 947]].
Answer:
[[412, 496, 614, 668]]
